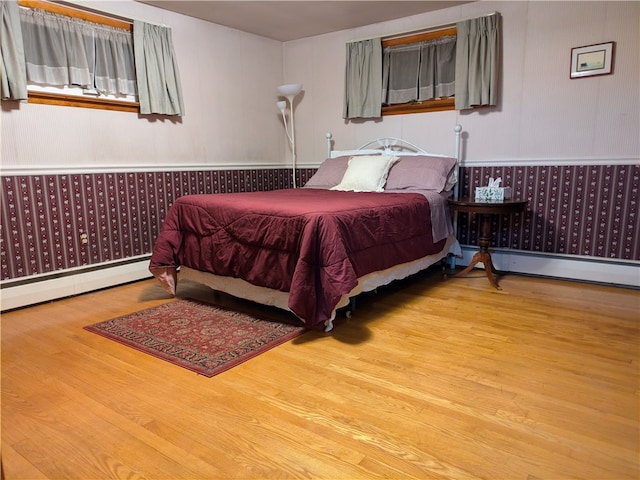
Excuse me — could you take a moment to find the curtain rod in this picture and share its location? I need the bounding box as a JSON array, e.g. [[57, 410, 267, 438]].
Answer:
[[46, 0, 171, 29], [50, 0, 132, 24], [347, 11, 498, 44]]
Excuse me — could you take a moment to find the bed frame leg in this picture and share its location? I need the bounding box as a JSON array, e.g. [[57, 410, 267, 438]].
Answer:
[[345, 297, 356, 318]]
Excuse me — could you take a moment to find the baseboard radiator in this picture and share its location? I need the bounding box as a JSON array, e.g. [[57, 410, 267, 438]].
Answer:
[[455, 247, 639, 289], [1, 251, 637, 312], [0, 256, 153, 312]]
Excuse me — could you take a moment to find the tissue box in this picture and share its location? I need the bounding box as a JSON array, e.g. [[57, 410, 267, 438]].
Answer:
[[475, 186, 512, 202]]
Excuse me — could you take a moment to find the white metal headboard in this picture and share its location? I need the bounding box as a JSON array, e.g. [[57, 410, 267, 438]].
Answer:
[[326, 125, 462, 158], [357, 137, 427, 154], [325, 124, 463, 197]]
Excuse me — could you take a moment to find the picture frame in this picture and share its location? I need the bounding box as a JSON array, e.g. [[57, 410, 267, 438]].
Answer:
[[570, 42, 615, 79]]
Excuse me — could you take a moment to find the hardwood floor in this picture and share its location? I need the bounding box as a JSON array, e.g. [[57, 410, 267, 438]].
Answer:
[[2, 268, 638, 479]]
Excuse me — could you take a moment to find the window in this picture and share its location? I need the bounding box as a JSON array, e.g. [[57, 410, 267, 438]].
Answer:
[[382, 27, 456, 116], [343, 13, 500, 120], [18, 0, 139, 113]]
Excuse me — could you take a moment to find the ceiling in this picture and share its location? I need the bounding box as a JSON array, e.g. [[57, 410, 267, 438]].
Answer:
[[138, 1, 472, 42]]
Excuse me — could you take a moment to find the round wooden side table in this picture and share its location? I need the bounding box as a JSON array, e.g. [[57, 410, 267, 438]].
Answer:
[[448, 198, 528, 290]]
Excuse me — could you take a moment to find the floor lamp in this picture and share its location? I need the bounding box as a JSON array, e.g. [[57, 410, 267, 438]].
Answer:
[[277, 83, 302, 188]]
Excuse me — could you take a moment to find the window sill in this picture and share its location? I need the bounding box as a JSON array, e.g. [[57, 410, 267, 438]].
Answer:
[[382, 97, 455, 116], [28, 91, 140, 113]]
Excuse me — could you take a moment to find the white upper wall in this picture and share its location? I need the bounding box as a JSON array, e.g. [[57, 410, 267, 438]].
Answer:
[[1, 0, 286, 169], [284, 1, 639, 166], [2, 1, 638, 170]]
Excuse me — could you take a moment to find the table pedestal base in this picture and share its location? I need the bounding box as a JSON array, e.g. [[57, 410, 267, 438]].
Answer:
[[453, 250, 502, 290], [447, 199, 528, 291], [453, 212, 502, 290]]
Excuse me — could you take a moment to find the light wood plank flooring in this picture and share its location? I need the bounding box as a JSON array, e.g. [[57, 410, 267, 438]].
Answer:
[[2, 268, 639, 479]]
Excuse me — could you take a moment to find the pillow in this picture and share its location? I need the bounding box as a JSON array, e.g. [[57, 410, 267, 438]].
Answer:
[[303, 156, 350, 189], [384, 155, 457, 192], [331, 155, 398, 192]]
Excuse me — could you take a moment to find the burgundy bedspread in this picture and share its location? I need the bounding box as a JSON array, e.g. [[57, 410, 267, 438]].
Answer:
[[149, 189, 446, 330]]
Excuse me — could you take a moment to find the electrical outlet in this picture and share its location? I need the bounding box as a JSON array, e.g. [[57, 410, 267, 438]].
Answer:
[[80, 232, 88, 245]]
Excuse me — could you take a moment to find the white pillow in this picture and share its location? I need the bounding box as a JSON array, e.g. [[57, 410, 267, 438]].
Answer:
[[331, 155, 398, 192]]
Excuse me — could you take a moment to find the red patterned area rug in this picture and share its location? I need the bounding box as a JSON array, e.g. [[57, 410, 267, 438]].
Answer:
[[84, 298, 307, 377]]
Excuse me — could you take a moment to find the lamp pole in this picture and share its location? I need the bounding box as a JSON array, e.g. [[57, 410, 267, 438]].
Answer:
[[277, 84, 302, 188]]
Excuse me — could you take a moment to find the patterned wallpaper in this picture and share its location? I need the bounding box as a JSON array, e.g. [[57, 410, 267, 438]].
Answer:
[[0, 168, 314, 281], [457, 164, 639, 260], [1, 164, 637, 282]]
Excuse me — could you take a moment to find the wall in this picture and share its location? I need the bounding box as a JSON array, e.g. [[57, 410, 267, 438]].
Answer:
[[1, 0, 287, 169], [0, 0, 302, 309], [285, 1, 639, 166], [458, 164, 639, 259], [282, 0, 639, 286], [0, 168, 315, 280], [1, 1, 638, 310]]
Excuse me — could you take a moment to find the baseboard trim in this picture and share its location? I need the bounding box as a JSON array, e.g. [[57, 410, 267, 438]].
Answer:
[[1, 249, 637, 312], [0, 257, 152, 312], [455, 246, 639, 289]]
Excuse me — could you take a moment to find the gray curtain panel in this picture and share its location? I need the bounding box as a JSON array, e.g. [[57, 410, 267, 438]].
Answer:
[[0, 0, 27, 101], [20, 8, 92, 87], [20, 7, 135, 96], [455, 13, 501, 110], [343, 38, 382, 119], [383, 35, 456, 105], [93, 25, 136, 95], [383, 42, 420, 104], [133, 20, 185, 116], [419, 35, 456, 100]]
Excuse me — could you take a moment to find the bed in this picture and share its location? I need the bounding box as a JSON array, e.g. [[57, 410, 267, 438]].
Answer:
[[149, 125, 463, 331]]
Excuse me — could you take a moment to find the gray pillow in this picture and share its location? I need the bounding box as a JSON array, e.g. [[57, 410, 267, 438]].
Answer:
[[385, 155, 457, 192], [303, 156, 350, 189]]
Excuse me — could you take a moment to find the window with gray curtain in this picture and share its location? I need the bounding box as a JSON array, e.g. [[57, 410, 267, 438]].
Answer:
[[19, 7, 136, 97], [382, 35, 456, 105], [1, 2, 185, 116], [343, 13, 500, 119]]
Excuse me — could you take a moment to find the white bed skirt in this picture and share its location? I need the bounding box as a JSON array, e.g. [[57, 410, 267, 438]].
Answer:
[[179, 235, 461, 331]]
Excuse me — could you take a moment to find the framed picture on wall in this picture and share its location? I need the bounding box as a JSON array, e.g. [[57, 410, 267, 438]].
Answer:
[[570, 42, 615, 79]]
